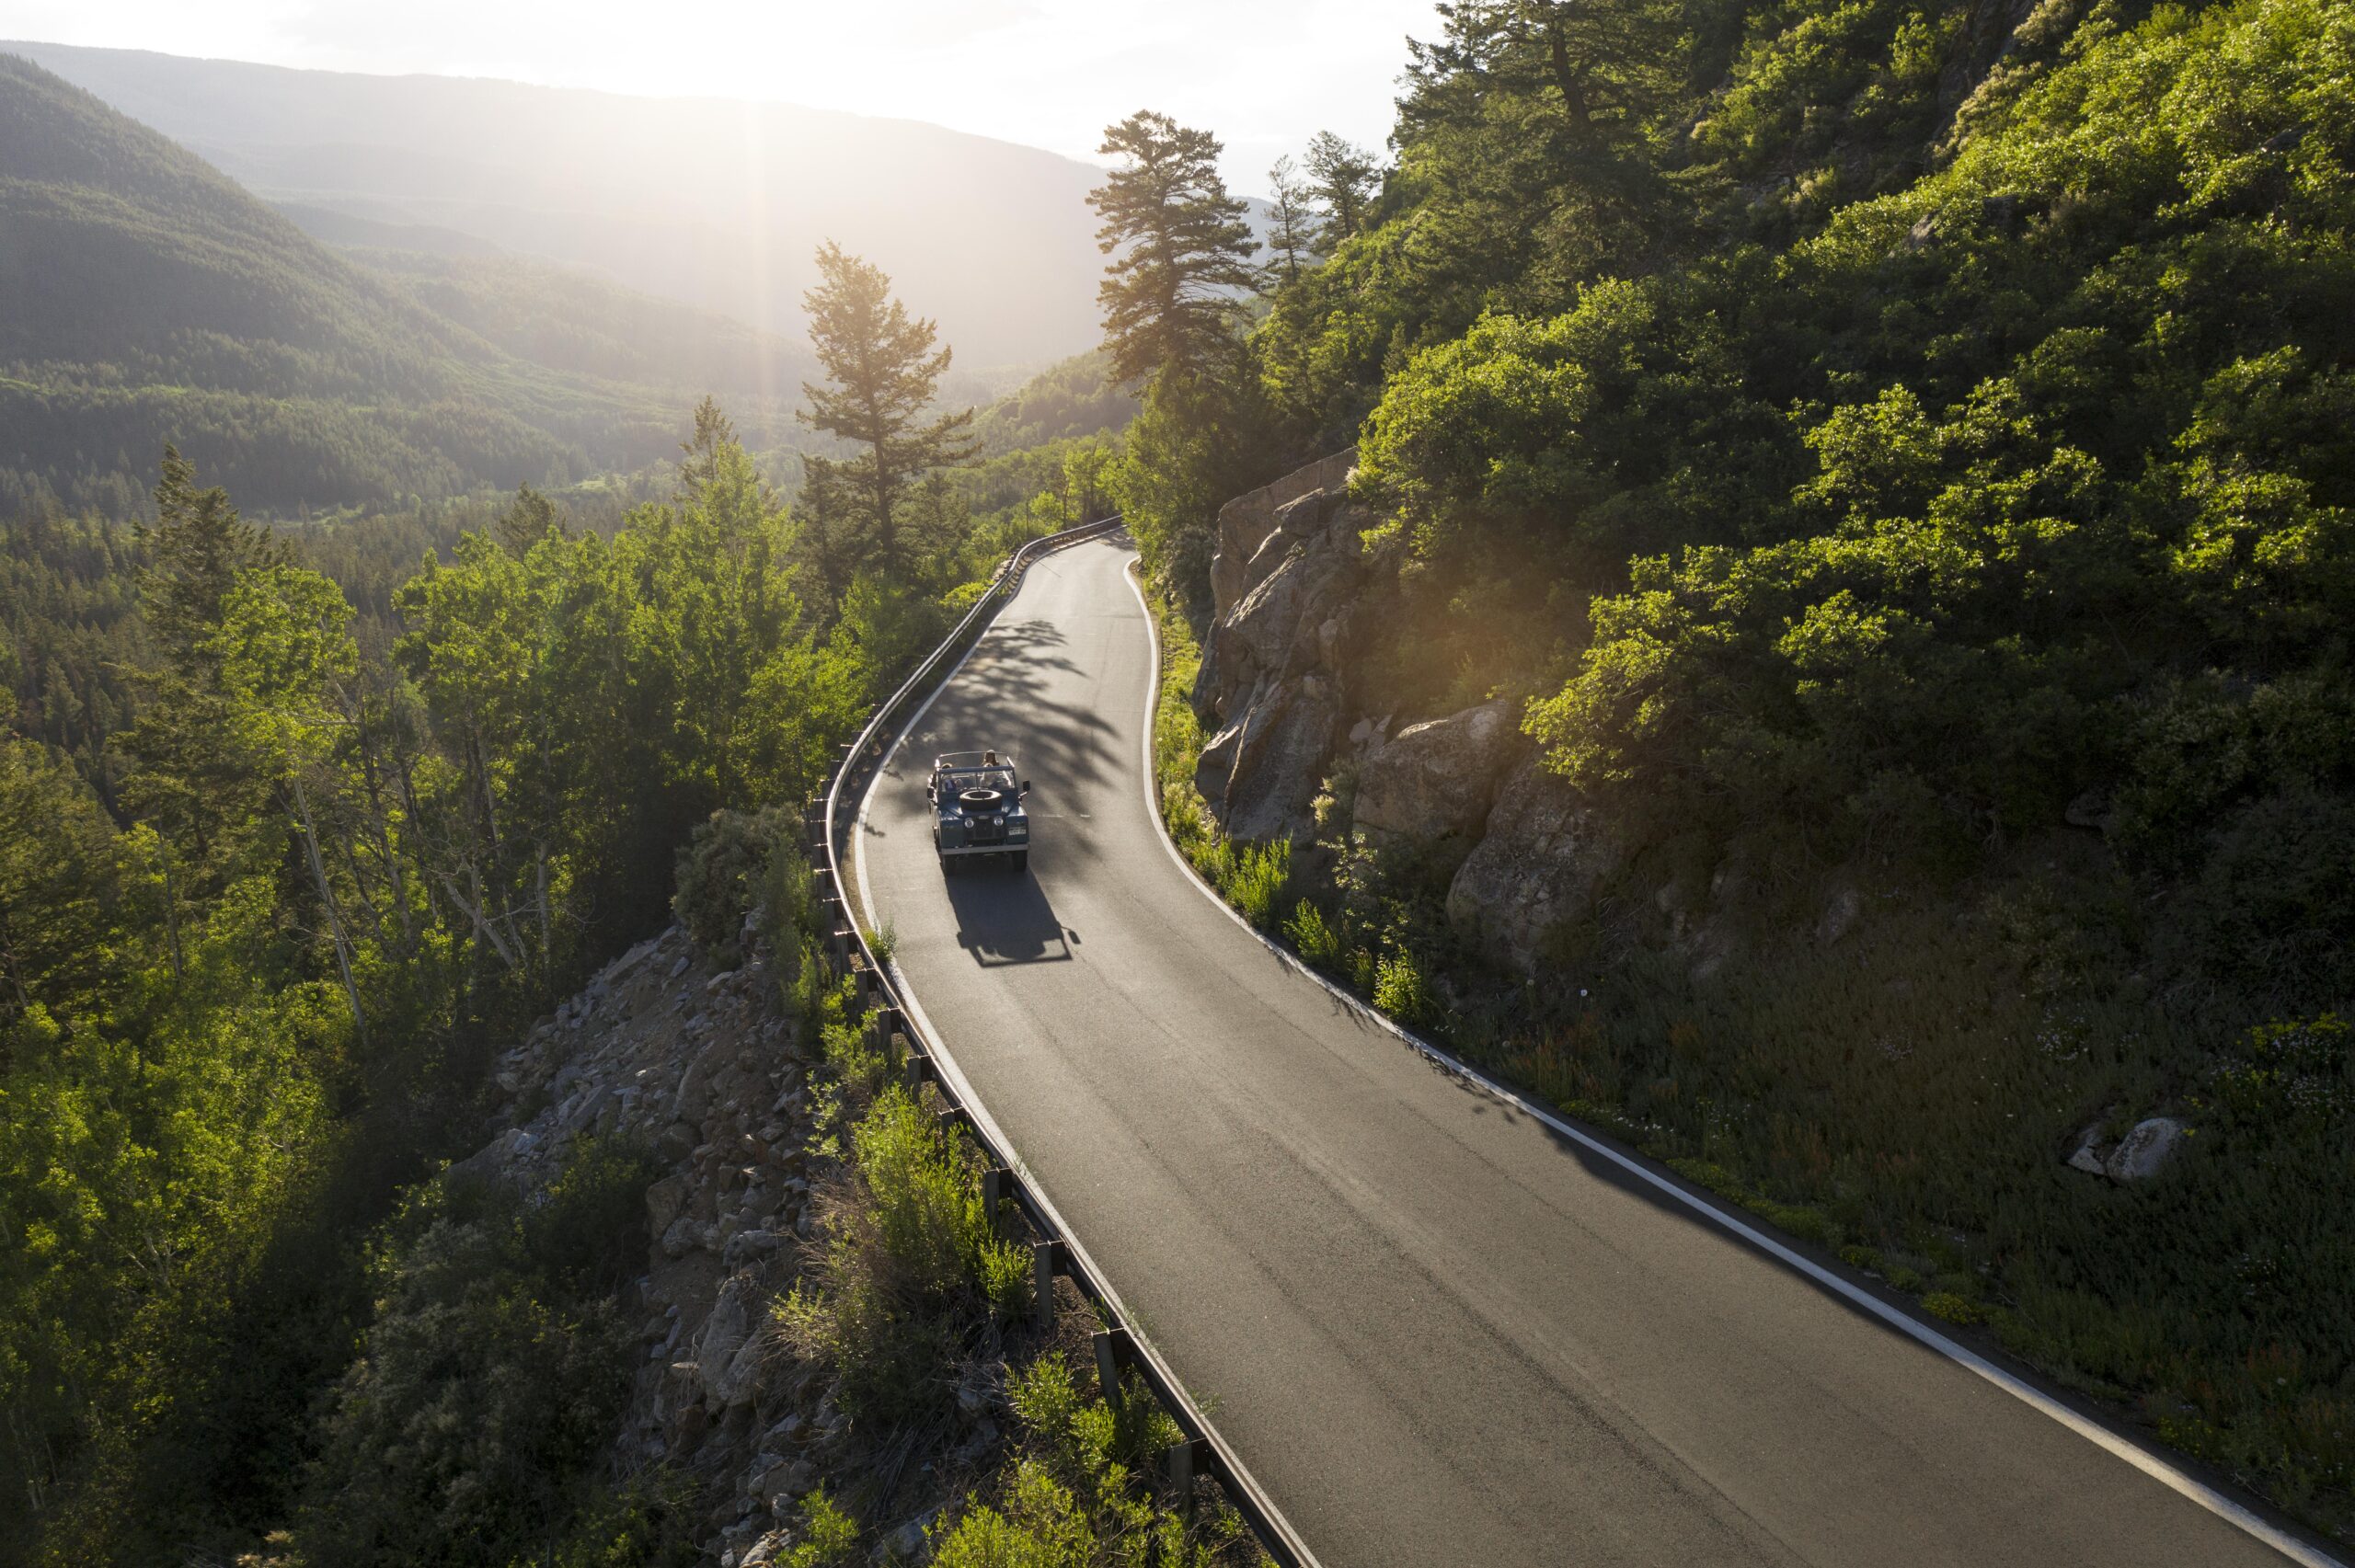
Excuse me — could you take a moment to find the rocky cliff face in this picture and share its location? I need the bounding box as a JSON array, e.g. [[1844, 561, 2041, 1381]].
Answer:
[[1192, 480, 1373, 844], [1190, 456, 1618, 978], [453, 913, 1004, 1566]]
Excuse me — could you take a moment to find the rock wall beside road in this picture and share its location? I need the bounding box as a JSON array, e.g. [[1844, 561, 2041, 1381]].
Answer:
[[1189, 453, 1626, 977]]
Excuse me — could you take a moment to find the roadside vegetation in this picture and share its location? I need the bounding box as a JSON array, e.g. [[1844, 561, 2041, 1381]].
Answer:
[[743, 839, 1270, 1564], [1111, 0, 2355, 1539]]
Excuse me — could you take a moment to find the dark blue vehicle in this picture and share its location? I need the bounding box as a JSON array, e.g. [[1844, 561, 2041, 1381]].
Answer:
[[927, 750, 1032, 874]]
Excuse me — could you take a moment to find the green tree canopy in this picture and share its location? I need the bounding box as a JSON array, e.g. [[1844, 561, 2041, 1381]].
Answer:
[[1087, 111, 1259, 386], [798, 245, 976, 583]]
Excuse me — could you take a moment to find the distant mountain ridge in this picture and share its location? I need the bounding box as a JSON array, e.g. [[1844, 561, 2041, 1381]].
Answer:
[[0, 52, 822, 514], [6, 41, 1111, 371]]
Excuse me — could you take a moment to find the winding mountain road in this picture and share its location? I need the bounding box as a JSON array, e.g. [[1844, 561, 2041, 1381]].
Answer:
[[855, 534, 2327, 1568]]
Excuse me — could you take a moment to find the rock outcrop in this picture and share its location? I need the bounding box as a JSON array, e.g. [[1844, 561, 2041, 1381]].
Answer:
[[1443, 761, 1628, 974], [1206, 447, 1358, 620], [1186, 452, 1667, 979], [1353, 699, 1525, 846], [2066, 1116, 2188, 1183], [1193, 485, 1373, 843], [453, 910, 1007, 1565]]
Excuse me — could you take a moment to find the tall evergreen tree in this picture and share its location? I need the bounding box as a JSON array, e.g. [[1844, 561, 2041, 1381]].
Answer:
[[1401, 0, 1681, 164], [137, 445, 283, 680], [493, 483, 568, 556], [1087, 111, 1260, 386], [1302, 132, 1381, 246], [1265, 155, 1320, 286], [798, 245, 975, 582]]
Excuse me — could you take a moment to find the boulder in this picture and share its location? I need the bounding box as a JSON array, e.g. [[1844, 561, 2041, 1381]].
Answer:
[[2104, 1116, 2187, 1182], [443, 1126, 536, 1186], [1445, 761, 1627, 976], [1353, 699, 1523, 844], [646, 1173, 692, 1235], [2063, 1116, 2188, 1182], [710, 1326, 767, 1410], [694, 1274, 757, 1398]]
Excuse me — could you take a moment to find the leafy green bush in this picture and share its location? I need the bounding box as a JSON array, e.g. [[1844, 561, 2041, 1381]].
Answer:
[[1284, 900, 1342, 967], [1223, 841, 1292, 927], [674, 807, 794, 960], [925, 1354, 1248, 1568], [779, 1489, 859, 1568], [2207, 1015, 2350, 1133], [294, 1139, 655, 1568], [777, 1087, 1027, 1420], [534, 1467, 703, 1568], [1372, 947, 1437, 1028]]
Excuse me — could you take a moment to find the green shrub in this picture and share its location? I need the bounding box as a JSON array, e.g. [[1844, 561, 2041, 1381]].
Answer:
[[1921, 1291, 1987, 1327], [948, 1354, 1246, 1568], [780, 1488, 859, 1568], [855, 1087, 1025, 1305], [674, 807, 793, 960], [1224, 841, 1292, 927], [294, 1145, 647, 1568], [1373, 947, 1437, 1028], [757, 844, 823, 958], [777, 1088, 1028, 1420], [534, 1467, 703, 1568], [2207, 1014, 2350, 1133], [1284, 900, 1343, 967]]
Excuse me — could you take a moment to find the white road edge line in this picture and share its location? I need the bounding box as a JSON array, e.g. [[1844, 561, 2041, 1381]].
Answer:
[[1120, 555, 2343, 1568], [853, 541, 1329, 1568]]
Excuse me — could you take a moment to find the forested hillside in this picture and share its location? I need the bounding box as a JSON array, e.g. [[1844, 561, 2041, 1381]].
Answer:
[[7, 0, 2351, 1555], [0, 154, 1152, 1551], [0, 54, 818, 515], [1105, 0, 2355, 1539]]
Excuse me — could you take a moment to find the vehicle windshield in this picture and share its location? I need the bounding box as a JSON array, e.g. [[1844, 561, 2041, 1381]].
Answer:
[[941, 765, 1017, 795]]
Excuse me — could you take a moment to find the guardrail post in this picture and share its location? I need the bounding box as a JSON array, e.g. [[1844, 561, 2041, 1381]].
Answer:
[[1031, 1240, 1063, 1331], [982, 1168, 1013, 1235], [1093, 1326, 1135, 1406], [1166, 1438, 1211, 1515]]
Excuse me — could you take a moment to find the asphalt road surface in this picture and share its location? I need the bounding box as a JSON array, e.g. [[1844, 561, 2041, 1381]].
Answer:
[[855, 535, 2322, 1568]]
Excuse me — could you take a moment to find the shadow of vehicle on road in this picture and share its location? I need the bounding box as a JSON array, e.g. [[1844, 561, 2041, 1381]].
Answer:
[[945, 860, 1074, 966]]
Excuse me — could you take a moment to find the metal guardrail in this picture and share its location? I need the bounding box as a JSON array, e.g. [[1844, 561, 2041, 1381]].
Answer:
[[805, 517, 1310, 1568]]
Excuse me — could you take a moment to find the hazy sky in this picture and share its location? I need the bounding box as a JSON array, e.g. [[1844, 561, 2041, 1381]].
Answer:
[[0, 0, 1445, 189]]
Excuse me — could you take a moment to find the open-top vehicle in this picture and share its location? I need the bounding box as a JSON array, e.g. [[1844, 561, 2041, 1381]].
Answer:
[[928, 750, 1032, 873]]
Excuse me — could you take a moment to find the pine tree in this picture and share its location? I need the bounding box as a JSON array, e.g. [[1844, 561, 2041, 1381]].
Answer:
[[1265, 155, 1319, 286], [493, 483, 567, 556], [1401, 1, 1679, 164], [137, 444, 282, 680], [1087, 111, 1260, 386], [1303, 132, 1381, 246], [798, 245, 975, 583]]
